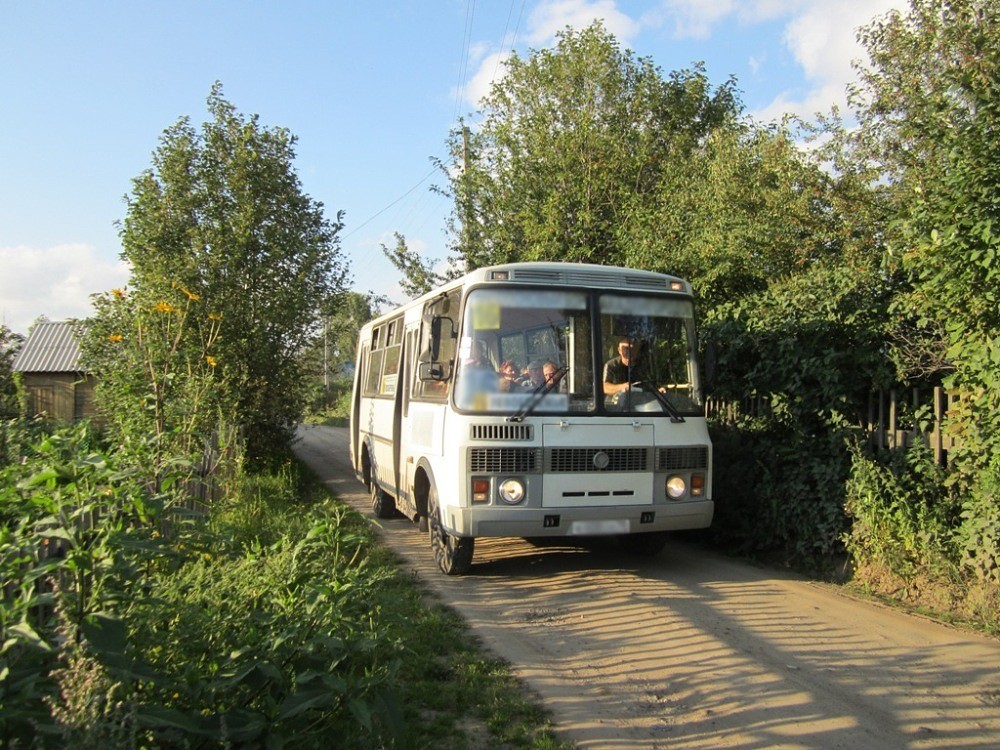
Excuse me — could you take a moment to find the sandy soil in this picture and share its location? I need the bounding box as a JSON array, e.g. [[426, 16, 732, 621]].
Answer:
[[294, 424, 1000, 750]]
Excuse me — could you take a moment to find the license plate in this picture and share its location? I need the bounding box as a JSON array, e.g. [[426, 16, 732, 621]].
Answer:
[[569, 519, 630, 535]]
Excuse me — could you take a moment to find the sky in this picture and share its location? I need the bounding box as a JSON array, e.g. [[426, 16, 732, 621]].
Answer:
[[0, 0, 907, 336]]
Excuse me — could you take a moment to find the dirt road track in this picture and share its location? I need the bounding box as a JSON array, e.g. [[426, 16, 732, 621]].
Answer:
[[294, 425, 1000, 750]]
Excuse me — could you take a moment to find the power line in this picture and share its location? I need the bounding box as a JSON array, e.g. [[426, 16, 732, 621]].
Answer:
[[491, 0, 527, 85], [454, 0, 478, 121], [342, 166, 439, 240]]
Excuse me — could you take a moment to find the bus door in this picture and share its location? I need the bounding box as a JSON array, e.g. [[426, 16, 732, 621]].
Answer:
[[393, 323, 418, 516]]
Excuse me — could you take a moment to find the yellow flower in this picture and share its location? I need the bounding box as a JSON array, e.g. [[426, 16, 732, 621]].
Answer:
[[205, 355, 218, 367], [153, 301, 178, 314], [181, 287, 201, 302], [111, 288, 126, 299], [108, 333, 123, 342], [208, 312, 222, 321]]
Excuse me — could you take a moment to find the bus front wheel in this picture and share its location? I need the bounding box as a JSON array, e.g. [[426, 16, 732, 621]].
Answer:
[[428, 486, 474, 575]]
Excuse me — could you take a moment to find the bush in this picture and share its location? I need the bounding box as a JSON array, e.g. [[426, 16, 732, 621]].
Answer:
[[710, 415, 854, 572], [844, 441, 958, 583], [0, 423, 403, 749]]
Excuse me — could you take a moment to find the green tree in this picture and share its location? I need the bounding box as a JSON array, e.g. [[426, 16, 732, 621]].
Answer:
[[443, 23, 741, 273], [97, 83, 347, 460], [625, 114, 889, 311], [300, 290, 386, 415], [84, 285, 224, 479], [853, 0, 1000, 469], [850, 0, 1000, 587], [432, 23, 881, 317], [0, 324, 23, 418], [381, 232, 449, 298]]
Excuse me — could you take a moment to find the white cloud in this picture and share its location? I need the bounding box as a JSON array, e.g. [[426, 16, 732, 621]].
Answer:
[[464, 50, 515, 109], [526, 0, 640, 44], [638, 0, 908, 121], [0, 245, 129, 335], [762, 0, 908, 120], [645, 0, 806, 38], [462, 0, 641, 109], [649, 0, 735, 39]]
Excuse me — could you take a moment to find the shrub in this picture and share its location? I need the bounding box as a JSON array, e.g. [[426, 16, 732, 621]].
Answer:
[[0, 424, 403, 748]]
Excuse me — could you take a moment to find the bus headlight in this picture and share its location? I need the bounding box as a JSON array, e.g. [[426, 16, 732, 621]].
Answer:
[[498, 478, 526, 505], [665, 475, 687, 500]]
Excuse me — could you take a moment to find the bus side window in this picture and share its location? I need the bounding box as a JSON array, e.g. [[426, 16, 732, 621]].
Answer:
[[365, 324, 385, 396], [381, 317, 403, 396]]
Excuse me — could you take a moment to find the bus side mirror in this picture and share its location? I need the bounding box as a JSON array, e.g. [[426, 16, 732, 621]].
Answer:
[[418, 361, 453, 382], [428, 315, 456, 360]]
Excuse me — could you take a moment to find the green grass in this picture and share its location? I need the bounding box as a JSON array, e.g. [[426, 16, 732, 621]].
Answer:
[[0, 423, 572, 749], [296, 466, 574, 750]]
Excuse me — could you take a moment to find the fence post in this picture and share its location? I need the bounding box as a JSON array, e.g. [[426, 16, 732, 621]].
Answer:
[[933, 386, 945, 466]]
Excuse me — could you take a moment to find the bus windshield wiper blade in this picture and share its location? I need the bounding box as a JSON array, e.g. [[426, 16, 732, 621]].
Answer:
[[506, 366, 569, 423], [626, 380, 685, 423]]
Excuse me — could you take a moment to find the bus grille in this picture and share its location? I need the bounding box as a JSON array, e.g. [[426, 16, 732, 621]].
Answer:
[[470, 423, 533, 441], [547, 447, 649, 473], [469, 448, 540, 474], [657, 446, 709, 471]]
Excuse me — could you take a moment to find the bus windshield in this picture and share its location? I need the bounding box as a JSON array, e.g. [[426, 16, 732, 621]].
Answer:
[[453, 287, 702, 416], [599, 294, 703, 416]]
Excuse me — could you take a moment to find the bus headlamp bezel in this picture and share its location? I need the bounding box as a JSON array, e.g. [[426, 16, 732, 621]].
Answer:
[[498, 478, 526, 505], [665, 475, 687, 500]]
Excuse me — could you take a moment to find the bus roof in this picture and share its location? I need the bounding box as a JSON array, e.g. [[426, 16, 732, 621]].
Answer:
[[467, 262, 691, 295], [364, 262, 693, 329]]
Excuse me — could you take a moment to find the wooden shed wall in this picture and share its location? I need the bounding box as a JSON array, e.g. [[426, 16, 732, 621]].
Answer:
[[22, 373, 98, 422]]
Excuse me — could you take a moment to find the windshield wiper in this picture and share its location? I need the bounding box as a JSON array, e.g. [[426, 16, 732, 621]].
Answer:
[[628, 381, 686, 423], [506, 366, 569, 423]]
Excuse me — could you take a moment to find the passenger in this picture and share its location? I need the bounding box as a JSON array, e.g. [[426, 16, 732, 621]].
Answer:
[[499, 359, 522, 392], [525, 360, 546, 389], [543, 360, 565, 390], [457, 340, 498, 407]]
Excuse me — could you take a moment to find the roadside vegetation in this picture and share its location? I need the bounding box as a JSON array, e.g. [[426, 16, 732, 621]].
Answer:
[[0, 419, 569, 749]]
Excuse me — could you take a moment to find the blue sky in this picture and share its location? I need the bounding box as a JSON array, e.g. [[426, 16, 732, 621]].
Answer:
[[0, 0, 905, 335]]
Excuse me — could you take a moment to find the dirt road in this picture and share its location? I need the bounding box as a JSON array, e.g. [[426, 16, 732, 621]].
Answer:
[[294, 424, 1000, 750]]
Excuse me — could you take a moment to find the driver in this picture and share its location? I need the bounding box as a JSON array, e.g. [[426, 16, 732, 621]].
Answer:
[[603, 337, 643, 396]]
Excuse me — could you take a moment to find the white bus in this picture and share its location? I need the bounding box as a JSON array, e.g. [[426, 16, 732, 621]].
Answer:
[[349, 262, 712, 574]]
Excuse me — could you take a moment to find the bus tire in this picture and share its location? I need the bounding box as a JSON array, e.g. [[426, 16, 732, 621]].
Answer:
[[371, 481, 396, 519], [619, 531, 668, 556], [428, 486, 474, 575]]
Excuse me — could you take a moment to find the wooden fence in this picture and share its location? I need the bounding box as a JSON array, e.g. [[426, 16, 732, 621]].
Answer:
[[706, 386, 957, 466]]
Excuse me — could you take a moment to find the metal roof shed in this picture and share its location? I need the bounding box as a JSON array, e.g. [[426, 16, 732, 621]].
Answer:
[[12, 321, 97, 422]]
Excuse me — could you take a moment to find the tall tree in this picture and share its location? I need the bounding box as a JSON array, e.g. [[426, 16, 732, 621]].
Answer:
[[444, 23, 741, 273], [0, 324, 23, 419], [90, 84, 347, 460], [853, 0, 1000, 468]]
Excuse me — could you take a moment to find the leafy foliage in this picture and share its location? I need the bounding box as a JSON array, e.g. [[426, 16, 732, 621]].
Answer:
[[845, 441, 958, 581], [0, 325, 23, 419], [100, 83, 348, 461], [443, 24, 741, 275], [837, 0, 1000, 595], [0, 425, 396, 748], [855, 0, 1000, 473], [704, 264, 894, 569], [1, 421, 568, 747], [82, 284, 225, 485]]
